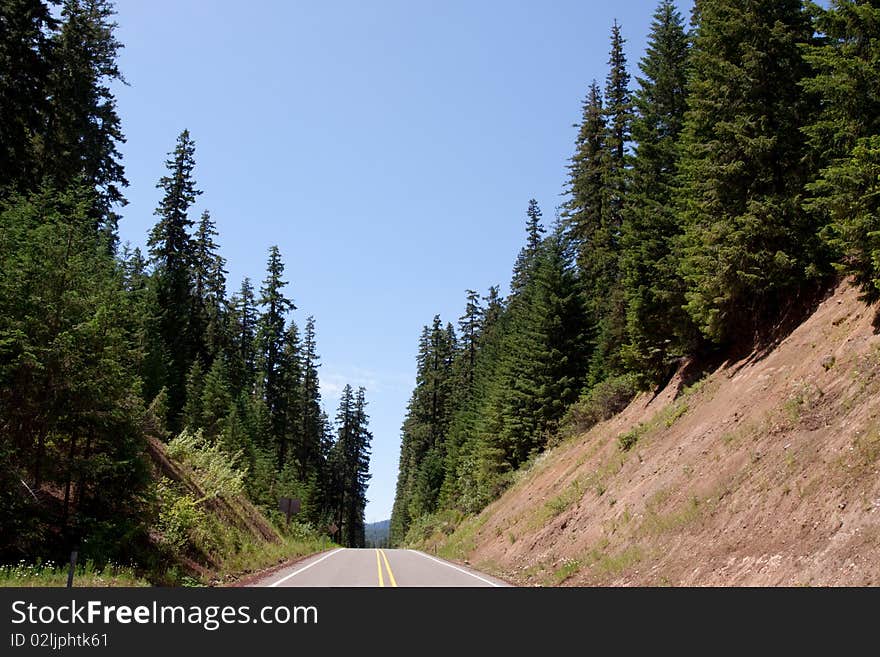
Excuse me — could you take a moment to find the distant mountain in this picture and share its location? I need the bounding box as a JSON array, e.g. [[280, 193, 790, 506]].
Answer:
[[365, 519, 391, 548]]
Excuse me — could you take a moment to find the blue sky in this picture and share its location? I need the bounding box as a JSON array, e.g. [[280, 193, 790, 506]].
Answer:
[[111, 0, 692, 522]]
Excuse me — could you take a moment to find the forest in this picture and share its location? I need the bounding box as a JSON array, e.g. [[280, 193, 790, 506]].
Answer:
[[391, 0, 880, 545], [0, 0, 373, 577]]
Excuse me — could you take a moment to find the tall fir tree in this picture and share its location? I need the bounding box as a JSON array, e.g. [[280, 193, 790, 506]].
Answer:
[[297, 317, 325, 487], [592, 20, 634, 383], [511, 199, 546, 293], [256, 245, 294, 468], [493, 227, 589, 468], [456, 289, 483, 390], [620, 0, 695, 383], [677, 0, 818, 343], [42, 0, 127, 240], [0, 0, 53, 193], [564, 81, 608, 277], [804, 0, 880, 300], [146, 129, 201, 427], [192, 210, 228, 361], [229, 277, 257, 393], [604, 19, 633, 190], [330, 385, 372, 547], [200, 357, 232, 439]]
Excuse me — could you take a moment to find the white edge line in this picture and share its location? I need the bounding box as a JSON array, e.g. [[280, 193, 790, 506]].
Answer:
[[411, 550, 503, 587], [268, 548, 346, 587]]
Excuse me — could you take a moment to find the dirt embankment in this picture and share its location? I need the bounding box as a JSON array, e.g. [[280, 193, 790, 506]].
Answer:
[[441, 282, 880, 586]]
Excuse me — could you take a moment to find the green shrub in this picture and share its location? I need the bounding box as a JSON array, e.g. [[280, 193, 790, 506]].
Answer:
[[617, 425, 645, 452], [167, 429, 246, 500], [561, 374, 639, 437], [155, 479, 204, 552]]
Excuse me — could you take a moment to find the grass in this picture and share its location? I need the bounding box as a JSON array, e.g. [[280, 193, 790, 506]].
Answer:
[[536, 477, 587, 524], [782, 382, 820, 424], [576, 538, 644, 578], [436, 514, 489, 561], [662, 401, 689, 428], [217, 534, 329, 584], [550, 559, 581, 585], [616, 379, 710, 452], [1, 534, 334, 587], [0, 560, 149, 587], [590, 545, 644, 576], [640, 494, 703, 536], [850, 425, 880, 473]]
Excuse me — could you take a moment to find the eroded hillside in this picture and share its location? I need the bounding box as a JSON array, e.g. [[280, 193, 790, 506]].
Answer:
[[418, 283, 880, 585]]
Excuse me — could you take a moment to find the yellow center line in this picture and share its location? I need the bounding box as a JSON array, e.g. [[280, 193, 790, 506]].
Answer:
[[376, 549, 385, 587], [379, 549, 398, 587]]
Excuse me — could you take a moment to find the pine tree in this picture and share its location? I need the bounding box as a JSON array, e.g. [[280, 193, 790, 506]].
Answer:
[[146, 129, 201, 427], [279, 319, 302, 477], [511, 199, 546, 293], [297, 317, 325, 486], [620, 0, 694, 383], [456, 289, 483, 389], [677, 0, 817, 343], [182, 360, 204, 431], [0, 0, 53, 193], [389, 315, 460, 539], [563, 81, 614, 380], [564, 82, 608, 271], [0, 183, 150, 561], [349, 387, 372, 547], [591, 20, 634, 384], [481, 285, 504, 335], [42, 0, 127, 239], [604, 20, 633, 189], [192, 210, 228, 360], [229, 277, 257, 393], [256, 245, 294, 468], [329, 385, 372, 547], [494, 230, 588, 467], [804, 0, 880, 300], [201, 357, 233, 439]]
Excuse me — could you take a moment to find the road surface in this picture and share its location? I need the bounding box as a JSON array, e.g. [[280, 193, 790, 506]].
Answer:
[[258, 548, 509, 587]]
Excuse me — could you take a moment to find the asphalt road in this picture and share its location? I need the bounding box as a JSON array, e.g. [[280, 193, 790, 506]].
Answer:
[[259, 548, 508, 587]]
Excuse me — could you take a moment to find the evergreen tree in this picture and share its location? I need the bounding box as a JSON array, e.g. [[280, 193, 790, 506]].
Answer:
[[256, 245, 294, 468], [279, 319, 302, 477], [456, 289, 483, 389], [604, 19, 633, 188], [511, 199, 546, 293], [564, 82, 608, 273], [804, 0, 880, 300], [0, 0, 53, 193], [200, 357, 232, 439], [192, 210, 227, 360], [621, 0, 694, 382], [297, 317, 325, 489], [677, 0, 817, 342], [563, 81, 615, 381], [481, 285, 504, 335], [42, 0, 127, 239], [229, 277, 257, 393], [146, 129, 201, 427], [182, 360, 204, 431], [0, 183, 150, 561], [330, 385, 372, 547], [493, 230, 588, 467], [591, 21, 634, 384], [390, 317, 459, 540]]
